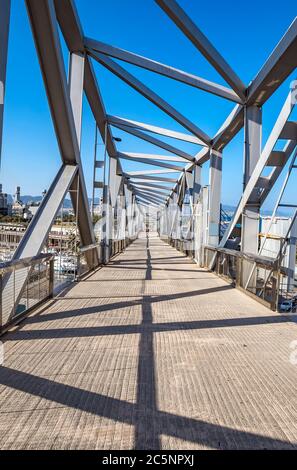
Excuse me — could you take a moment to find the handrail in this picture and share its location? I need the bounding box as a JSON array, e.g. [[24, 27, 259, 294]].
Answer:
[[79, 243, 100, 254], [203, 245, 288, 274], [0, 253, 54, 274]]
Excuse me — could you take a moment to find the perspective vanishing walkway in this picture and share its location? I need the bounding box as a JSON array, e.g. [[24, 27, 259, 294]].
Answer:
[[0, 233, 297, 449]]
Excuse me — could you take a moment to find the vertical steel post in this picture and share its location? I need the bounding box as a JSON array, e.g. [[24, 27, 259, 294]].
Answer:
[[208, 149, 222, 246], [91, 124, 98, 220], [241, 106, 262, 287], [49, 258, 54, 298], [69, 52, 85, 146], [241, 105, 262, 254], [192, 164, 202, 261], [0, 273, 3, 330], [102, 122, 109, 263], [0, 0, 10, 167], [75, 175, 80, 273]]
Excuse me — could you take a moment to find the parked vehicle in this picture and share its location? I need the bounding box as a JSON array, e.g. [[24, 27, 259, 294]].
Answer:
[[280, 299, 296, 312]]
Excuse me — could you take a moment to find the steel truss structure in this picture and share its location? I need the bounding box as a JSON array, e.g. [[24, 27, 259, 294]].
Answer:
[[0, 0, 297, 311]]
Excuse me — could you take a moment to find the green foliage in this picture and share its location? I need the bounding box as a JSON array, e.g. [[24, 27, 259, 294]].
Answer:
[[93, 214, 102, 225], [0, 214, 28, 225]]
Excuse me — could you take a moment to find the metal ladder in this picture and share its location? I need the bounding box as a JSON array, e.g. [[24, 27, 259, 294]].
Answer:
[[91, 125, 105, 219], [217, 87, 297, 254], [244, 146, 297, 290]]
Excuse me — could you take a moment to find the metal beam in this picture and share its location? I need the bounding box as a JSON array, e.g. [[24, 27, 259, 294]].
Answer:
[[117, 152, 187, 163], [112, 122, 194, 162], [193, 164, 202, 204], [136, 196, 165, 206], [132, 182, 173, 191], [132, 187, 169, 197], [25, 0, 96, 254], [54, 0, 84, 52], [260, 140, 297, 205], [26, 0, 78, 165], [69, 52, 85, 145], [88, 50, 211, 144], [107, 115, 204, 145], [125, 169, 181, 176], [247, 17, 297, 106], [195, 104, 244, 165], [219, 89, 295, 248], [54, 0, 130, 192], [162, 102, 243, 213], [212, 104, 244, 152], [127, 174, 177, 183], [13, 165, 78, 259], [136, 194, 162, 205], [136, 191, 160, 202], [3, 165, 78, 320], [208, 150, 222, 246], [241, 106, 262, 259], [155, 0, 246, 101], [135, 189, 165, 201], [84, 58, 117, 158], [85, 37, 241, 103], [0, 0, 10, 166], [117, 152, 184, 171]]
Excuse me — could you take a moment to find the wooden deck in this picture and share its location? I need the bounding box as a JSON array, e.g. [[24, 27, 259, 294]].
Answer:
[[0, 233, 297, 449]]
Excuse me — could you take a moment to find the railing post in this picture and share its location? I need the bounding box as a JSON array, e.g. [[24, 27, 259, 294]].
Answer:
[[76, 253, 81, 281], [49, 258, 54, 298], [0, 273, 3, 331], [236, 256, 242, 287], [270, 270, 281, 311], [216, 253, 220, 275]]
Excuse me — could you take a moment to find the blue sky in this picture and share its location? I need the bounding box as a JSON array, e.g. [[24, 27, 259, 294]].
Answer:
[[1, 0, 296, 209]]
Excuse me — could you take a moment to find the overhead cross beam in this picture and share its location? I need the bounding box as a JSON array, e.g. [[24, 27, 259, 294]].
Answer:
[[126, 169, 180, 176], [155, 0, 246, 102], [111, 122, 194, 162], [127, 174, 178, 183], [117, 152, 184, 171], [136, 193, 164, 205], [134, 188, 166, 200], [85, 37, 242, 103], [107, 115, 204, 145], [132, 182, 174, 191], [118, 152, 187, 163], [88, 49, 211, 144], [247, 17, 297, 106], [132, 187, 169, 196]]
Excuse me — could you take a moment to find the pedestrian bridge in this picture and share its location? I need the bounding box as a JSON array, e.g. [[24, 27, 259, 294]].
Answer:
[[0, 233, 297, 450], [1, 0, 297, 452]]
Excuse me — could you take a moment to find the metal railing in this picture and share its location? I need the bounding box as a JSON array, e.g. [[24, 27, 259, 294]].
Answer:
[[76, 238, 129, 277], [0, 235, 137, 334], [76, 243, 101, 278], [0, 253, 54, 334], [202, 246, 288, 311]]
